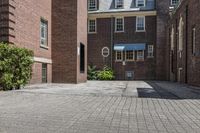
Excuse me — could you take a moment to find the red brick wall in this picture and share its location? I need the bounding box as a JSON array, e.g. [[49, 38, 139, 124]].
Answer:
[[88, 16, 157, 80], [52, 0, 87, 83], [167, 0, 200, 86], [3, 0, 52, 84]]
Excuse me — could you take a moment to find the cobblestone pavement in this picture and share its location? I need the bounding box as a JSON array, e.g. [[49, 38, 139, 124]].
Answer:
[[0, 81, 200, 133]]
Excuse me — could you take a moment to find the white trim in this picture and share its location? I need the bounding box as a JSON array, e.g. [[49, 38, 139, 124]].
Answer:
[[102, 47, 110, 57], [136, 0, 146, 7], [88, 0, 97, 11], [115, 0, 124, 9], [115, 17, 124, 32], [125, 51, 135, 61], [115, 51, 123, 62], [88, 18, 97, 34], [88, 11, 157, 19], [136, 16, 145, 32], [33, 57, 52, 64]]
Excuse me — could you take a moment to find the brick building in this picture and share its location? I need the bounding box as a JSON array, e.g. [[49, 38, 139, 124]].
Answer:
[[0, 0, 87, 84], [87, 0, 171, 80], [167, 0, 200, 86]]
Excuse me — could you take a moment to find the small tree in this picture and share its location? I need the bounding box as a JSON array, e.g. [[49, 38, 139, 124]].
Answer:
[[0, 43, 34, 90]]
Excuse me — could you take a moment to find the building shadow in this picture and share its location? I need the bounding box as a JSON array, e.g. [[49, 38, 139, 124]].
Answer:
[[136, 81, 200, 100]]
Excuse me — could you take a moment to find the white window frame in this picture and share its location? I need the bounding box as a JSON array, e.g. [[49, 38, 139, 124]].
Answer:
[[147, 45, 154, 58], [178, 17, 184, 52], [115, 17, 124, 32], [125, 51, 135, 61], [136, 16, 145, 32], [40, 19, 48, 48], [88, 19, 97, 33], [88, 0, 97, 10], [116, 51, 123, 61], [171, 26, 175, 51], [136, 0, 146, 7], [137, 51, 144, 61], [192, 27, 196, 55], [115, 0, 124, 9], [171, 0, 179, 5]]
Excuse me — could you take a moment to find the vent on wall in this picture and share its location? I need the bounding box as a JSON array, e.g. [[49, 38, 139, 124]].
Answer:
[[125, 71, 134, 80]]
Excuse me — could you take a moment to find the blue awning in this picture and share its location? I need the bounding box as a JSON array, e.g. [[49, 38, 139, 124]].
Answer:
[[114, 43, 146, 51]]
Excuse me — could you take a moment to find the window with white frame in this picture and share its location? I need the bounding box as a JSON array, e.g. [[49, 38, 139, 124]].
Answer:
[[136, 0, 145, 7], [88, 0, 97, 10], [171, 26, 175, 50], [178, 17, 183, 51], [40, 19, 48, 47], [88, 19, 96, 33], [171, 0, 179, 5], [125, 51, 135, 61], [115, 17, 124, 32], [136, 16, 145, 32], [115, 0, 124, 8], [148, 45, 154, 57], [116, 51, 123, 61], [137, 51, 144, 60], [192, 27, 196, 55]]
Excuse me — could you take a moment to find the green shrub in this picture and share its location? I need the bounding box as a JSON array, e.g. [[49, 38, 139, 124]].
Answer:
[[0, 43, 34, 90], [97, 66, 114, 80], [87, 65, 98, 80]]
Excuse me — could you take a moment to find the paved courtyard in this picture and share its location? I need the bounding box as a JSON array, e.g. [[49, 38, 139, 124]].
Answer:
[[0, 81, 200, 133]]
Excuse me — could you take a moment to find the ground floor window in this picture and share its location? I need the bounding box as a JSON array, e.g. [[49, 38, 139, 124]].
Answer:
[[42, 63, 47, 83], [116, 51, 123, 61], [137, 51, 144, 61], [125, 51, 135, 61]]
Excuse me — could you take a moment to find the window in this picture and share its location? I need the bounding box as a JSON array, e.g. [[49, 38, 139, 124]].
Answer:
[[192, 27, 196, 55], [137, 51, 144, 61], [42, 64, 47, 83], [40, 19, 48, 47], [115, 0, 124, 8], [136, 16, 145, 32], [171, 26, 175, 50], [178, 17, 183, 52], [80, 43, 85, 73], [116, 51, 123, 61], [88, 0, 97, 10], [148, 45, 154, 57], [125, 51, 135, 61], [88, 19, 96, 33], [171, 0, 179, 5], [115, 17, 124, 32], [136, 0, 145, 7], [102, 47, 110, 57]]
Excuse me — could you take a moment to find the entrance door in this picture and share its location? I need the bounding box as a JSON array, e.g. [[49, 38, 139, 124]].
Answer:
[[42, 64, 47, 83]]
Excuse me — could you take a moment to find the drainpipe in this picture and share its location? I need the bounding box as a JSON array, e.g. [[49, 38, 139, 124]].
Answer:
[[110, 16, 114, 68], [185, 5, 188, 83]]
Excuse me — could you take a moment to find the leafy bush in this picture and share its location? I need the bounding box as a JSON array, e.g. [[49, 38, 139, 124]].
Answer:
[[97, 66, 114, 80], [87, 65, 98, 80], [0, 43, 34, 90]]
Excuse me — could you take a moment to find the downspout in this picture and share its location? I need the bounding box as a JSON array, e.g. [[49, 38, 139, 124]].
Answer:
[[110, 16, 114, 68], [185, 5, 188, 83]]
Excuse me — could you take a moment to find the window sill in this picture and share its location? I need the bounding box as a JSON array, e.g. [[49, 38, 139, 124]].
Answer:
[[136, 30, 146, 33], [115, 31, 124, 33], [115, 60, 123, 62], [40, 45, 49, 50], [88, 32, 97, 34]]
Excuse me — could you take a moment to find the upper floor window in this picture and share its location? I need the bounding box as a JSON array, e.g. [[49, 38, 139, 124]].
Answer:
[[136, 16, 145, 32], [88, 19, 96, 33], [171, 0, 179, 5], [178, 17, 183, 52], [115, 17, 124, 32], [115, 0, 124, 9], [171, 26, 175, 50], [192, 27, 196, 55], [40, 19, 48, 47], [88, 0, 97, 10], [136, 0, 146, 7]]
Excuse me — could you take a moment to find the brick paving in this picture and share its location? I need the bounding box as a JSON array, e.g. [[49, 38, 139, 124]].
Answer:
[[0, 81, 200, 133]]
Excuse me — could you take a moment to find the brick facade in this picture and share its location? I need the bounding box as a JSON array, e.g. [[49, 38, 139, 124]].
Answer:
[[88, 16, 157, 80], [167, 0, 200, 86]]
